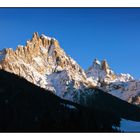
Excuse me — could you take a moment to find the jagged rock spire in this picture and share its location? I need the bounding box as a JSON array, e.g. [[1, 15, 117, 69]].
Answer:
[[101, 59, 109, 73]]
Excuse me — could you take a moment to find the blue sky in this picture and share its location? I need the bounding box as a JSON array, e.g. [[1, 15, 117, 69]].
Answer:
[[0, 8, 140, 78]]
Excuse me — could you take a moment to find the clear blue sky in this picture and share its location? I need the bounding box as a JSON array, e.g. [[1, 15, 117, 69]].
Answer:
[[0, 8, 140, 79]]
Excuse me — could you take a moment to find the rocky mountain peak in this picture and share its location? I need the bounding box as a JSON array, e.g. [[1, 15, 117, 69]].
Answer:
[[92, 59, 110, 74], [86, 59, 115, 85], [0, 32, 93, 104], [86, 58, 135, 84]]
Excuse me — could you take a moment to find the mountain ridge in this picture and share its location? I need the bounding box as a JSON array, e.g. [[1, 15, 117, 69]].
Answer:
[[0, 32, 140, 106]]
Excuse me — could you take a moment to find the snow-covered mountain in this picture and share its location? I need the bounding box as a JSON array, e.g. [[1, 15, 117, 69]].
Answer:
[[0, 32, 95, 105], [0, 32, 140, 106], [86, 59, 140, 106]]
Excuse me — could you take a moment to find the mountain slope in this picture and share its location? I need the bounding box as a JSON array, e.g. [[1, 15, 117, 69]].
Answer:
[[87, 88, 140, 121]]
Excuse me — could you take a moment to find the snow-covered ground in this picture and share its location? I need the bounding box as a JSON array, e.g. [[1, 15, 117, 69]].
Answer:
[[120, 119, 140, 132], [113, 119, 140, 132]]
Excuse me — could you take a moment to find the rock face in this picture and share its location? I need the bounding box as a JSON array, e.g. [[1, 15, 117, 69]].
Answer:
[[86, 59, 140, 105], [0, 32, 94, 104]]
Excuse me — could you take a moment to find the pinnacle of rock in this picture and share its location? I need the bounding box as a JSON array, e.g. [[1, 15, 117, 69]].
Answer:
[[101, 59, 109, 73]]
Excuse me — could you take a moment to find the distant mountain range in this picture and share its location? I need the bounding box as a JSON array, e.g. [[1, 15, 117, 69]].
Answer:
[[0, 32, 140, 132]]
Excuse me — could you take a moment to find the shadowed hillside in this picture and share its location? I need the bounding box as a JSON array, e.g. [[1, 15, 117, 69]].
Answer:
[[87, 88, 140, 121], [0, 70, 121, 132]]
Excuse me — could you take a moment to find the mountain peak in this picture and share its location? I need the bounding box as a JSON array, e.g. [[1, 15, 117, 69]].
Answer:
[[92, 59, 110, 72], [0, 32, 93, 104], [0, 33, 61, 73], [32, 32, 55, 42], [87, 59, 113, 80], [32, 32, 39, 40]]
